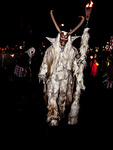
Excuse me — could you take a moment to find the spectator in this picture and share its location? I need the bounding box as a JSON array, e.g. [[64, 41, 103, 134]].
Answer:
[[13, 47, 35, 96], [106, 60, 113, 89]]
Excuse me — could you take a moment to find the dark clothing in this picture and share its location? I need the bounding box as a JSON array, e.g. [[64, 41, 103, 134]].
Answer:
[[17, 53, 29, 68], [13, 53, 31, 96], [107, 63, 113, 81]]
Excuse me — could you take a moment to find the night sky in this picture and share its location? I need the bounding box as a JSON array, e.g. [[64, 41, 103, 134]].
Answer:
[[0, 0, 112, 48]]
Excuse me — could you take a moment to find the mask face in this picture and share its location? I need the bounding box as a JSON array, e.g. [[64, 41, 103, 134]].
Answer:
[[60, 32, 68, 47], [26, 47, 35, 58], [30, 49, 35, 57]]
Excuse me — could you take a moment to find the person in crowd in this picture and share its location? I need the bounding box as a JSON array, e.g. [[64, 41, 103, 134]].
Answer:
[[13, 47, 36, 105], [106, 60, 113, 89]]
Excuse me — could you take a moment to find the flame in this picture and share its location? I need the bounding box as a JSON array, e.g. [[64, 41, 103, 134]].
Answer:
[[86, 1, 94, 8]]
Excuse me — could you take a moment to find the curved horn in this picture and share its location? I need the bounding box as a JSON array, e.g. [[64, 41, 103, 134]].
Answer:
[[50, 10, 61, 33], [68, 16, 85, 35]]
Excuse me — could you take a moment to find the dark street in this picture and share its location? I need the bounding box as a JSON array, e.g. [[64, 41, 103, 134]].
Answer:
[[0, 64, 112, 148]]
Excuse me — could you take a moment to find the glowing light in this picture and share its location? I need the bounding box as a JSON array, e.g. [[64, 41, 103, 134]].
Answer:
[[19, 46, 23, 49], [94, 54, 97, 58], [85, 1, 94, 21], [96, 62, 99, 66], [10, 54, 14, 57], [95, 49, 98, 52], [60, 23, 64, 27], [90, 55, 93, 59], [107, 62, 110, 66], [86, 1, 94, 8]]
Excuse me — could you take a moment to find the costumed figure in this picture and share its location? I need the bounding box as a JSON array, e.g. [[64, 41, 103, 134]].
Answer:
[[14, 47, 35, 95], [38, 10, 90, 126], [103, 60, 113, 89], [25, 47, 36, 65], [90, 57, 98, 77], [110, 36, 113, 51], [107, 61, 113, 89]]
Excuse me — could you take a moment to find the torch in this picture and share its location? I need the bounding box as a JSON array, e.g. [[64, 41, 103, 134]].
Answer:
[[85, 1, 94, 27]]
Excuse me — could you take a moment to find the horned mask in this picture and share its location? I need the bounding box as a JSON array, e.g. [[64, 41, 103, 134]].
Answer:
[[49, 10, 85, 48]]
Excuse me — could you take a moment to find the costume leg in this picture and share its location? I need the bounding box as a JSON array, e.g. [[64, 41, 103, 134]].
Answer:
[[66, 75, 74, 108], [58, 79, 68, 117], [47, 79, 60, 126], [68, 82, 80, 125]]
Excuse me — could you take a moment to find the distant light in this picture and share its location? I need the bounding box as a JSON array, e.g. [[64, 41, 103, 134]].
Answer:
[[95, 49, 98, 52], [10, 54, 14, 57], [19, 46, 23, 49], [94, 54, 97, 58], [90, 48, 93, 51], [90, 55, 93, 59], [107, 62, 110, 66], [96, 62, 99, 66], [60, 23, 64, 27]]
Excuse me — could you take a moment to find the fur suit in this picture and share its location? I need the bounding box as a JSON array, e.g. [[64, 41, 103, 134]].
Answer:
[[38, 27, 90, 126]]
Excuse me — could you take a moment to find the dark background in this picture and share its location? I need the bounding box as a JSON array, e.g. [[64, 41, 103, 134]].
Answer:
[[1, 1, 112, 147], [0, 0, 112, 48]]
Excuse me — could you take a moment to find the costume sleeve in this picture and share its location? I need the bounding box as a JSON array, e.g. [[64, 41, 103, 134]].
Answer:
[[38, 46, 53, 82]]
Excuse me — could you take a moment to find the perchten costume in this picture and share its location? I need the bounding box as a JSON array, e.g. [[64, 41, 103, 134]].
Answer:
[[38, 10, 90, 126]]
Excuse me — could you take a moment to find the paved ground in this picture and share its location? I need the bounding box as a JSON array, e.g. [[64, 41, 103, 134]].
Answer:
[[1, 66, 112, 148]]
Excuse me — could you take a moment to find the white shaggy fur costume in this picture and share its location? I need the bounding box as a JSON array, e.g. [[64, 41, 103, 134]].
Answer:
[[38, 11, 90, 126]]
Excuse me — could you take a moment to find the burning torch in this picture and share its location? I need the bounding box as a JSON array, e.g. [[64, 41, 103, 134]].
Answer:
[[85, 1, 94, 27]]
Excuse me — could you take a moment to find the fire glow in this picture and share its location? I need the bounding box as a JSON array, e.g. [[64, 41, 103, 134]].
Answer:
[[86, 1, 94, 8], [85, 0, 94, 21]]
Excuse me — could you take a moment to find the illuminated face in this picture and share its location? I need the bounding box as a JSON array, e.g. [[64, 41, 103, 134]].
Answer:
[[60, 32, 68, 47]]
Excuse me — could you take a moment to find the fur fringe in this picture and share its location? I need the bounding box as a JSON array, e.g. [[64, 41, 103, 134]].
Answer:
[[68, 27, 90, 125]]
